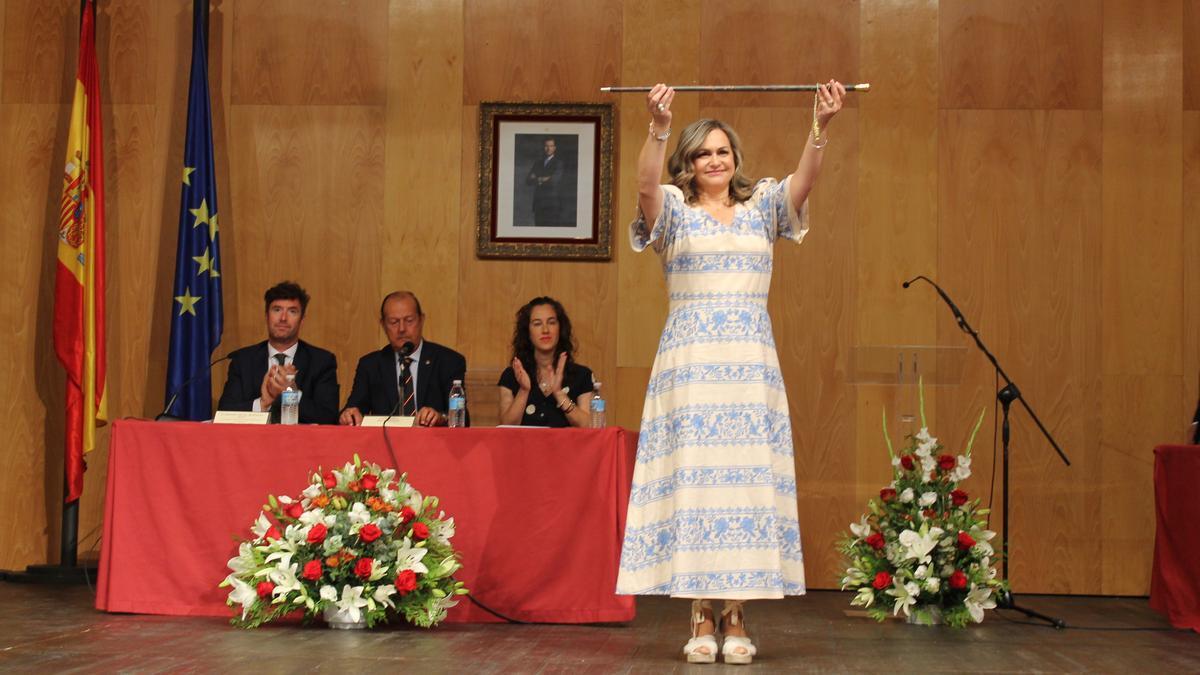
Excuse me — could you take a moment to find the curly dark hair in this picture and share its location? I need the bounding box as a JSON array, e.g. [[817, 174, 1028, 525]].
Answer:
[[511, 296, 576, 372], [263, 281, 310, 317]]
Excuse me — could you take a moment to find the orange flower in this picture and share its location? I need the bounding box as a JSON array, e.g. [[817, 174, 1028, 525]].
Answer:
[[324, 555, 340, 567], [311, 494, 330, 508], [348, 480, 361, 492]]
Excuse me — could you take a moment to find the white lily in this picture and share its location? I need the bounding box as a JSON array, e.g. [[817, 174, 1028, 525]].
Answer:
[[964, 586, 996, 623], [849, 515, 871, 539], [898, 525, 944, 564], [888, 579, 921, 616], [320, 585, 338, 602], [953, 455, 973, 481], [302, 483, 322, 500], [227, 541, 257, 574], [429, 514, 456, 547], [394, 537, 430, 574], [914, 564, 929, 580], [368, 559, 390, 582], [851, 587, 875, 608], [224, 574, 259, 619], [335, 585, 370, 624], [348, 502, 372, 525], [268, 563, 303, 600], [840, 567, 868, 589], [373, 585, 398, 610], [920, 455, 937, 475], [297, 507, 326, 527], [251, 513, 274, 539], [924, 576, 941, 593], [322, 534, 344, 556], [899, 488, 915, 503], [914, 428, 935, 445], [277, 495, 294, 505], [918, 492, 937, 507]]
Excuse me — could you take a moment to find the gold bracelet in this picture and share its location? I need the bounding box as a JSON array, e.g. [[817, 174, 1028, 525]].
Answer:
[[810, 89, 827, 148], [649, 122, 671, 142]]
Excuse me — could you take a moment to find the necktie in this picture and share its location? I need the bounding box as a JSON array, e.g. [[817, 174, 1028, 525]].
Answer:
[[399, 356, 415, 416], [273, 353, 287, 367]]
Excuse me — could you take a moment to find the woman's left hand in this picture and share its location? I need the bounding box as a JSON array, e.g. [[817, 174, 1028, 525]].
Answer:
[[815, 79, 846, 130], [546, 352, 567, 396]]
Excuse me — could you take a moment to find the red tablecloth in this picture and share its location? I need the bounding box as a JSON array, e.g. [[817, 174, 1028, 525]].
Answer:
[[96, 420, 637, 623], [1150, 445, 1200, 632]]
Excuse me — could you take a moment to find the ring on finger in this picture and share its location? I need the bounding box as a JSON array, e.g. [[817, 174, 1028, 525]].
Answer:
[[656, 103, 665, 111]]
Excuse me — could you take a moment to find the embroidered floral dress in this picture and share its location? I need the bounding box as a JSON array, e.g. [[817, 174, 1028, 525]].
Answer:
[[617, 177, 808, 599]]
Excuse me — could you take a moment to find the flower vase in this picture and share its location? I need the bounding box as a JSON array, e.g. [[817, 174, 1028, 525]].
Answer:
[[905, 605, 943, 626], [323, 605, 367, 630]]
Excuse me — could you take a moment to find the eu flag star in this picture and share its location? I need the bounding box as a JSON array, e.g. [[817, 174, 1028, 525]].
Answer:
[[174, 287, 202, 316], [189, 199, 211, 231], [183, 166, 195, 185], [191, 247, 220, 278]]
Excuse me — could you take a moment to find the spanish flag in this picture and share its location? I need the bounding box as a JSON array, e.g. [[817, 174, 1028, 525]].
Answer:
[[54, 0, 107, 504]]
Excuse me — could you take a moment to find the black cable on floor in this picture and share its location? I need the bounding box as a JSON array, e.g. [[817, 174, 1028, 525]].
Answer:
[[466, 593, 527, 624], [994, 607, 1189, 632]]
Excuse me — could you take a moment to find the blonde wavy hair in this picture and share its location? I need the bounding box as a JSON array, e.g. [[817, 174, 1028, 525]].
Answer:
[[667, 118, 755, 205]]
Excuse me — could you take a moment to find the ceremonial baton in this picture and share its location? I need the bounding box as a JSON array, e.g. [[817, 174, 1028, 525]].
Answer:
[[601, 83, 870, 93]]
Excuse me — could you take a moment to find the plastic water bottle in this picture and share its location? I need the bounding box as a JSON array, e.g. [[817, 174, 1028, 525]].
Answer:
[[280, 375, 302, 425], [447, 380, 466, 428], [589, 381, 606, 428]]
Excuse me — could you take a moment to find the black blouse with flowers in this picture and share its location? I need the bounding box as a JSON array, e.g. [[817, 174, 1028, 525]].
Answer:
[[498, 361, 594, 428]]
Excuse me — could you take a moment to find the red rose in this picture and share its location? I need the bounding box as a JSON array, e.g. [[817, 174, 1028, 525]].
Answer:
[[394, 569, 417, 595], [361, 474, 379, 491], [900, 455, 915, 471], [264, 526, 281, 541], [922, 509, 938, 519], [938, 454, 957, 471], [411, 522, 430, 540], [864, 533, 885, 550], [359, 523, 382, 543], [951, 489, 969, 506], [284, 502, 304, 519], [398, 506, 416, 524], [307, 523, 328, 545], [872, 571, 892, 590], [256, 581, 275, 599], [302, 560, 323, 581], [880, 488, 897, 502], [354, 557, 374, 579], [949, 570, 968, 590], [323, 472, 337, 489], [957, 531, 976, 550]]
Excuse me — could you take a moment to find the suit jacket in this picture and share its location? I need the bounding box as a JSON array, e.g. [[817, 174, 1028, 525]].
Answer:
[[217, 340, 340, 424], [344, 341, 468, 424]]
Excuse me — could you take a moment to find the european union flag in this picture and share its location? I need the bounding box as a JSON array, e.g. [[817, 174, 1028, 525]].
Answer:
[[164, 0, 222, 420]]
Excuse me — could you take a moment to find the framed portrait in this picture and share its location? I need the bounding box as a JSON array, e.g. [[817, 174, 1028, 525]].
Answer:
[[476, 102, 614, 260]]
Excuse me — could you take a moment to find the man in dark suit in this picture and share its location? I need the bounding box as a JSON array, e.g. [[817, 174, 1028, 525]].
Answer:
[[340, 290, 467, 427], [526, 138, 563, 226], [217, 281, 339, 424]]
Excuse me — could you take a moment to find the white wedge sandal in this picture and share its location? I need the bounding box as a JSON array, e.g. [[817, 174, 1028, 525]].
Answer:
[[682, 600, 717, 664], [720, 600, 757, 665]]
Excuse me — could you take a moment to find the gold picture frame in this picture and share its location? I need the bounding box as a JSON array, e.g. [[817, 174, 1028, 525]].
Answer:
[[476, 102, 614, 260]]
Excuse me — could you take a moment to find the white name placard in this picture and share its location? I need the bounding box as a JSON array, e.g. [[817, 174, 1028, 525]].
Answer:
[[360, 415, 415, 428], [213, 411, 270, 425]]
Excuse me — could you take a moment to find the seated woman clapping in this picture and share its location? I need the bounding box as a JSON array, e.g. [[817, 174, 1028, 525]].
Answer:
[[497, 297, 594, 427]]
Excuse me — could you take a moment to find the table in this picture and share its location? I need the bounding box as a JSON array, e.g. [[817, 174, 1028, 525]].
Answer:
[[96, 420, 637, 623], [1149, 444, 1200, 632]]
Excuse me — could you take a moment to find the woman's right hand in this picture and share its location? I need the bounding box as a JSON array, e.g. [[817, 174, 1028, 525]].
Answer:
[[647, 83, 674, 130], [512, 358, 532, 393]]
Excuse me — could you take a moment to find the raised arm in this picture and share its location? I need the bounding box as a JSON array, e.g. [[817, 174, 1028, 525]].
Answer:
[[637, 83, 676, 227], [788, 80, 845, 212]]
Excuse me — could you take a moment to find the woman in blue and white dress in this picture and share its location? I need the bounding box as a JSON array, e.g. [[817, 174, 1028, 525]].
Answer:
[[617, 81, 845, 665]]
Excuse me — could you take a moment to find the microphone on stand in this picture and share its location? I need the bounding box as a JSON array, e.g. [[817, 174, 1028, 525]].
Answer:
[[157, 355, 233, 421], [903, 275, 968, 331]]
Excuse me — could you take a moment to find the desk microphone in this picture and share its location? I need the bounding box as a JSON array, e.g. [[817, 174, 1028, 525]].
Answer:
[[157, 354, 233, 421]]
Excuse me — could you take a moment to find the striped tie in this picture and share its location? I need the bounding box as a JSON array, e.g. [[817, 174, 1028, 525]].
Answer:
[[399, 356, 415, 415]]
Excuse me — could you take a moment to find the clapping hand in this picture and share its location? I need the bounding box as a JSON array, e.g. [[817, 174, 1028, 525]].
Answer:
[[512, 358, 532, 393]]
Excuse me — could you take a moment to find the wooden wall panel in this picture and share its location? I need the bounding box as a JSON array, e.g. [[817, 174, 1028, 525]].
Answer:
[[940, 109, 1103, 593], [1186, 1, 1199, 110], [0, 103, 64, 565], [1, 0, 75, 104], [1186, 113, 1200, 442], [97, 0, 156, 103], [226, 106, 386, 399], [940, 0, 1102, 110], [385, 0, 464, 350], [700, 0, 860, 110], [463, 0, 621, 104], [231, 0, 386, 105]]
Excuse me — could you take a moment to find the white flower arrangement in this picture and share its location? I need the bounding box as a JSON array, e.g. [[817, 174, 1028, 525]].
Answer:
[[220, 455, 468, 628], [838, 384, 1007, 627]]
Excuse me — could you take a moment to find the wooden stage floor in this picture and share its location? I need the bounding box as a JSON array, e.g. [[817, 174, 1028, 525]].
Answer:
[[1, 582, 1196, 672]]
